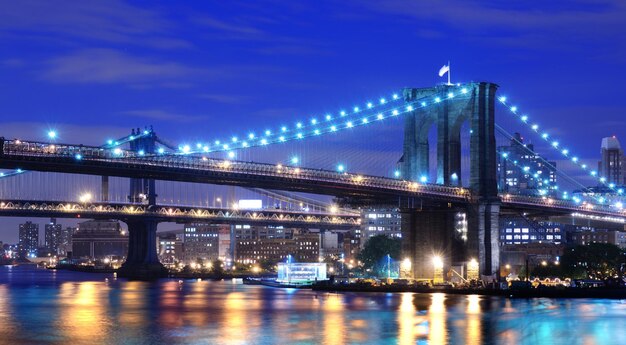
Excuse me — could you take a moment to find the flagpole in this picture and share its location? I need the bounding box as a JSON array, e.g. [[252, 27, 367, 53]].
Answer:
[[448, 60, 451, 85]]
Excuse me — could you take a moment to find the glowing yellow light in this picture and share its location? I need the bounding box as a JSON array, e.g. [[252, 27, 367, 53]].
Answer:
[[432, 255, 443, 269], [79, 193, 92, 203]]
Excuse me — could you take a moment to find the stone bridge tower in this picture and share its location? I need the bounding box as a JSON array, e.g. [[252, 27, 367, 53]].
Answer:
[[400, 82, 501, 280]]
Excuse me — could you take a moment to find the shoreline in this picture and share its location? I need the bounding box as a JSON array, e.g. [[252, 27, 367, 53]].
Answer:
[[31, 266, 626, 299], [311, 283, 626, 299]]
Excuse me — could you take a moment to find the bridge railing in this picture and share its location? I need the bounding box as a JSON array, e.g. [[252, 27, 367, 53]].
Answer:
[[5, 139, 625, 217], [1, 139, 471, 200], [501, 194, 623, 216]]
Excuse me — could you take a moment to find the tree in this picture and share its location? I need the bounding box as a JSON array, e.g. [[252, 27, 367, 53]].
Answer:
[[560, 243, 625, 280], [259, 258, 278, 272], [210, 259, 224, 275], [357, 235, 401, 275]]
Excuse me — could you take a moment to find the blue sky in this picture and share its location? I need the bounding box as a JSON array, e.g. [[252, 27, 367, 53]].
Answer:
[[1, 0, 626, 242]]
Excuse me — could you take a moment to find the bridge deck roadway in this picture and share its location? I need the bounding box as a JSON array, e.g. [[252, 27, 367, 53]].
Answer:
[[2, 139, 625, 220]]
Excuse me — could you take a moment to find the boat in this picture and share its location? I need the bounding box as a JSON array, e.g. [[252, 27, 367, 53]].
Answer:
[[243, 277, 313, 288]]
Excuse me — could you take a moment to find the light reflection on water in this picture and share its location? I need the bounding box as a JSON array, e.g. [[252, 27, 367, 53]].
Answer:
[[1, 266, 626, 344]]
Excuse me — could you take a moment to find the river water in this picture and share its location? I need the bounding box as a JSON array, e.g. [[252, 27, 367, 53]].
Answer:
[[1, 266, 625, 345]]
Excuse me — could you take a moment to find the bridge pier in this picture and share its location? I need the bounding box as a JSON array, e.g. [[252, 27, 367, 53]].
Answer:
[[401, 208, 464, 280], [118, 218, 167, 280], [467, 201, 501, 279]]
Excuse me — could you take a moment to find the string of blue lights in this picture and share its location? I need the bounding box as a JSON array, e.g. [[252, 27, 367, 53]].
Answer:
[[497, 95, 622, 195]]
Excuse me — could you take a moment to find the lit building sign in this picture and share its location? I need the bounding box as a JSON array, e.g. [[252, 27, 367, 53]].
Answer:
[[238, 199, 262, 210]]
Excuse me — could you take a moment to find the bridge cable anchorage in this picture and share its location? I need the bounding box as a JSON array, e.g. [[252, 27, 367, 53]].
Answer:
[[148, 85, 473, 157], [497, 94, 621, 195]]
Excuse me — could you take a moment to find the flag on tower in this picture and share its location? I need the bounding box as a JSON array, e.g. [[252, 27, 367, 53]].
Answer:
[[438, 64, 450, 77], [438, 62, 451, 85]]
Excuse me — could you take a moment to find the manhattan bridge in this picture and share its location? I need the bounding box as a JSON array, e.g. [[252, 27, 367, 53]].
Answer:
[[1, 82, 623, 279]]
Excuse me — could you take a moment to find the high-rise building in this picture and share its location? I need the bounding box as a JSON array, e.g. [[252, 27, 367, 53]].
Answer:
[[598, 136, 625, 186], [58, 227, 75, 256], [361, 208, 401, 244], [18, 222, 39, 257], [18, 221, 39, 258], [44, 218, 63, 253], [497, 132, 557, 196], [72, 220, 128, 259]]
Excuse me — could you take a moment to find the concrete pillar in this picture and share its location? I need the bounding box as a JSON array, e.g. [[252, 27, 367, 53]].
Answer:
[[118, 218, 167, 279], [101, 176, 109, 202]]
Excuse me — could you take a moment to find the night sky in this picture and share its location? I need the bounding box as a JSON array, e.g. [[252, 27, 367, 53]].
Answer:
[[1, 1, 625, 242]]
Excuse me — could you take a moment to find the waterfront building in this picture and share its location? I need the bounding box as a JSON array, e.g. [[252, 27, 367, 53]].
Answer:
[[499, 217, 564, 245], [235, 230, 320, 264], [18, 221, 39, 258], [157, 233, 182, 265], [500, 242, 565, 278], [568, 230, 626, 249], [497, 132, 557, 196], [342, 231, 361, 262], [361, 207, 401, 243], [71, 220, 128, 259], [183, 223, 223, 263], [233, 224, 295, 240]]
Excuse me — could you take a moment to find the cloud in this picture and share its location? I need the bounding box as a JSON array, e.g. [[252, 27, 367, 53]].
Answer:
[[198, 93, 248, 104], [191, 12, 330, 56], [41, 48, 207, 85], [357, 0, 626, 51], [0, 58, 24, 68], [0, 0, 191, 49], [120, 109, 207, 123], [192, 16, 266, 37]]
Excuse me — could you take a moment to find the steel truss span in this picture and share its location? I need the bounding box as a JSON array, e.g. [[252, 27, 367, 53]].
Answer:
[[0, 199, 359, 228]]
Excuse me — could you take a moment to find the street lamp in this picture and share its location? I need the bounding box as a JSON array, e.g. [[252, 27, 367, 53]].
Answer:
[[401, 258, 412, 279], [432, 255, 444, 284], [467, 258, 479, 281], [79, 193, 92, 203]]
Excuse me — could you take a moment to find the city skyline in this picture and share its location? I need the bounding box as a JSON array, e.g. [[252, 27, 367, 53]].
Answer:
[[2, 1, 625, 242], [2, 3, 626, 344]]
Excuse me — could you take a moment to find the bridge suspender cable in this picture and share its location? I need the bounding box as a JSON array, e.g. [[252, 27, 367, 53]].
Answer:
[[496, 124, 604, 204], [497, 94, 622, 195], [155, 85, 473, 157]]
